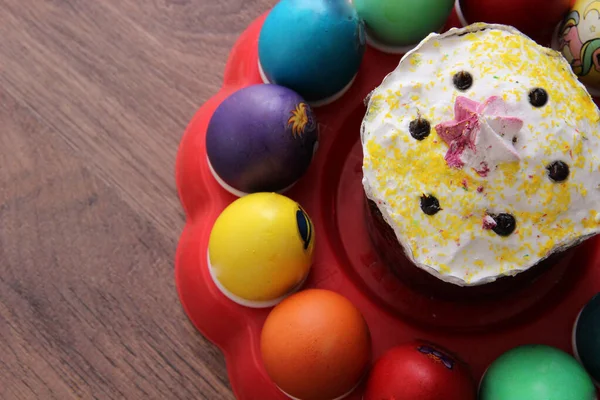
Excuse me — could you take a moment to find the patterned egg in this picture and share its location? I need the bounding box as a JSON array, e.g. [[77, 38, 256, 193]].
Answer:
[[260, 289, 371, 400], [457, 0, 571, 45], [206, 84, 318, 197], [573, 293, 600, 386], [258, 0, 366, 106], [554, 0, 600, 96], [479, 344, 596, 400], [207, 193, 314, 308], [353, 0, 455, 53], [363, 342, 476, 400]]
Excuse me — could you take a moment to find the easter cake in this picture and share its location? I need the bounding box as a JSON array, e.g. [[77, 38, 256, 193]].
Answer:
[[361, 23, 600, 298]]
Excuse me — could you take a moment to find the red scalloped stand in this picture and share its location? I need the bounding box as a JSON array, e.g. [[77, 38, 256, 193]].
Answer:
[[175, 10, 600, 400]]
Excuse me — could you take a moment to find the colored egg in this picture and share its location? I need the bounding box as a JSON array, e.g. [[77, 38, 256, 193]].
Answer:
[[207, 193, 314, 308], [457, 0, 571, 45], [258, 0, 366, 106], [260, 289, 371, 400], [206, 84, 319, 196], [354, 0, 455, 53], [573, 293, 600, 386], [554, 0, 600, 96], [363, 342, 476, 400], [479, 344, 596, 400]]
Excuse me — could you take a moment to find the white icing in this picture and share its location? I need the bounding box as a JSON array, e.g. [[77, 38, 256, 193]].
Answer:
[[361, 23, 600, 286]]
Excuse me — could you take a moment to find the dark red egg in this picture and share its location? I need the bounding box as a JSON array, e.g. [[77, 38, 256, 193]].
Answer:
[[457, 0, 571, 45], [363, 341, 477, 400]]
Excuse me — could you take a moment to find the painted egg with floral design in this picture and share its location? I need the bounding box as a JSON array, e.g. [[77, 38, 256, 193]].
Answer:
[[554, 0, 600, 96]]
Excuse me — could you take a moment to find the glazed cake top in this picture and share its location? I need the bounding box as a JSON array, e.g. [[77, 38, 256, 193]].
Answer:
[[361, 23, 600, 286]]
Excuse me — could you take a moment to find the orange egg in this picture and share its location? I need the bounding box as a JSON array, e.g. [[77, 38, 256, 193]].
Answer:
[[260, 289, 371, 400]]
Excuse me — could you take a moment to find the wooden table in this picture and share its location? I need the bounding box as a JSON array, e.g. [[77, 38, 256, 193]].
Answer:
[[0, 1, 275, 398]]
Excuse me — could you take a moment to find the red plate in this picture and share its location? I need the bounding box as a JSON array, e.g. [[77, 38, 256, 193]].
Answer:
[[175, 10, 600, 400]]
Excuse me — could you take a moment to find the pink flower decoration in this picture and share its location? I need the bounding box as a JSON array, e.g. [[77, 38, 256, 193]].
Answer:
[[435, 96, 523, 176]]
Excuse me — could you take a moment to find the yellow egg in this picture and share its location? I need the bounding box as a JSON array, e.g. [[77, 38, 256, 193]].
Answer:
[[207, 192, 314, 307]]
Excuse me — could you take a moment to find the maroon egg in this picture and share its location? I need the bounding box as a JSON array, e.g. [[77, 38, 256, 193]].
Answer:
[[364, 341, 477, 400], [457, 0, 571, 45], [206, 84, 319, 196]]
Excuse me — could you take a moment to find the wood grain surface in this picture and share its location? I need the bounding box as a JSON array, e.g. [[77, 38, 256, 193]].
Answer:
[[0, 1, 275, 398]]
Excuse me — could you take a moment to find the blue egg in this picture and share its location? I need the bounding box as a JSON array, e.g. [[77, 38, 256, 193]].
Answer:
[[258, 0, 366, 106], [573, 293, 600, 386]]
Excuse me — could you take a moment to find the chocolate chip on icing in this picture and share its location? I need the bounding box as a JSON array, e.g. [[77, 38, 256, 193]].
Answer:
[[489, 213, 516, 236], [452, 71, 473, 91], [409, 118, 431, 141], [420, 194, 441, 215], [528, 88, 548, 107], [546, 160, 569, 182]]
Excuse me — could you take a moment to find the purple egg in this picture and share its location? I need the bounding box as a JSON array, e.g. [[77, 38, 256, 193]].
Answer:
[[206, 84, 319, 196]]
